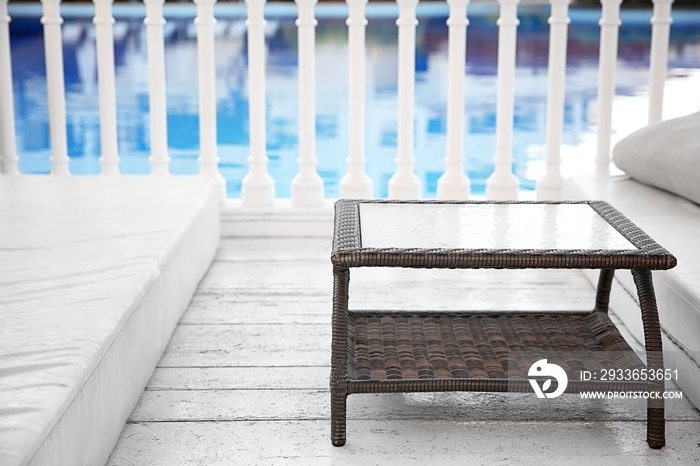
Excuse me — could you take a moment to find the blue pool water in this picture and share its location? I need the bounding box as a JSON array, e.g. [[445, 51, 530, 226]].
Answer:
[[8, 4, 700, 197]]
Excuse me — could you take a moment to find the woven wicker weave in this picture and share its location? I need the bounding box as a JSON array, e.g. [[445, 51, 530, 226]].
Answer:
[[329, 200, 676, 450], [332, 200, 676, 270], [348, 312, 643, 381]]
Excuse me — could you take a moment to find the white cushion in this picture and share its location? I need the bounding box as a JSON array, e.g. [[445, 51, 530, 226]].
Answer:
[[566, 174, 700, 408], [613, 111, 700, 206], [0, 176, 220, 466]]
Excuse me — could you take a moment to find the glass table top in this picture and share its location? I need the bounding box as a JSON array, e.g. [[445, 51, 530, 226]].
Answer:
[[359, 203, 637, 251]]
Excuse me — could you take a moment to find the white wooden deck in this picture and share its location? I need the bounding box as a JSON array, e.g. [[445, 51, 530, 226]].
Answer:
[[107, 234, 700, 465]]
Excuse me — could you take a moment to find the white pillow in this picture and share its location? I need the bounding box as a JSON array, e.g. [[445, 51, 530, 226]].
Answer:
[[613, 111, 700, 206]]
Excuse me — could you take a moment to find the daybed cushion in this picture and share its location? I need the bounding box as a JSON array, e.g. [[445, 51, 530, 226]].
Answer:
[[566, 174, 700, 408], [0, 176, 220, 466], [613, 111, 700, 206], [566, 174, 700, 356]]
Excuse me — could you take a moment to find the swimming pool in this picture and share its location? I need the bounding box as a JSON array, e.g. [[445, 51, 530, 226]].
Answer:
[[8, 3, 700, 197]]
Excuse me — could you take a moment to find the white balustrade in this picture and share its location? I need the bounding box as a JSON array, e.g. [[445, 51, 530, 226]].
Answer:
[[144, 0, 170, 175], [648, 0, 673, 124], [388, 0, 421, 200], [292, 0, 324, 206], [93, 0, 120, 175], [485, 0, 520, 200], [242, 0, 275, 206], [340, 0, 372, 199], [437, 0, 470, 200], [194, 0, 227, 196], [2, 0, 683, 203], [535, 0, 570, 201], [41, 0, 70, 175], [0, 0, 19, 174], [595, 0, 622, 175]]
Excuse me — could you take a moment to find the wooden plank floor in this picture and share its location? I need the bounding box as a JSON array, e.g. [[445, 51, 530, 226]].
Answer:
[[107, 236, 700, 465]]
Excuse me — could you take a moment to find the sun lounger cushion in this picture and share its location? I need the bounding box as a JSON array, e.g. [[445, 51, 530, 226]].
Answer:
[[0, 176, 220, 466]]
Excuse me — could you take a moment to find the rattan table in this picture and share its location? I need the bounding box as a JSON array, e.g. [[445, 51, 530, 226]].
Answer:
[[330, 200, 676, 448]]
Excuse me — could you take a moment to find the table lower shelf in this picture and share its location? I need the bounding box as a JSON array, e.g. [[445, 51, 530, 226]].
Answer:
[[345, 310, 653, 394]]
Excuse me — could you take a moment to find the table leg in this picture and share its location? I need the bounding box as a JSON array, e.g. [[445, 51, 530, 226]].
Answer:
[[632, 269, 665, 449], [594, 268, 615, 313], [331, 266, 350, 446]]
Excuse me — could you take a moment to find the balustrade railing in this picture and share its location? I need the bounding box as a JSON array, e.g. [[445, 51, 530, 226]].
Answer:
[[93, 0, 120, 175], [194, 0, 226, 197], [535, 0, 570, 201], [292, 0, 324, 206], [0, 0, 19, 174], [340, 0, 372, 199], [144, 0, 169, 175], [595, 0, 622, 175], [242, 0, 275, 206], [436, 0, 470, 200], [40, 0, 70, 175], [485, 0, 520, 200], [388, 0, 421, 199], [0, 0, 679, 202], [648, 0, 673, 124]]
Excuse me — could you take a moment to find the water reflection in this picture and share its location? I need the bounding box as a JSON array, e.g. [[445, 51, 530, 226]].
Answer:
[[9, 5, 700, 197]]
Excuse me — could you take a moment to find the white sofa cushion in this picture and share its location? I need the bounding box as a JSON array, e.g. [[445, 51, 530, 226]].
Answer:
[[566, 174, 700, 408], [0, 176, 220, 466], [613, 111, 700, 206]]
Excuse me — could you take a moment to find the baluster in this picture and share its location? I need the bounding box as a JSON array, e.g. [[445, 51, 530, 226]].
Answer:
[[242, 0, 275, 206], [292, 0, 324, 206], [437, 0, 470, 200], [535, 0, 570, 200], [340, 0, 372, 199], [194, 0, 226, 196], [485, 0, 520, 200], [595, 0, 622, 175], [41, 0, 70, 175], [388, 0, 421, 200], [648, 0, 673, 124], [144, 0, 170, 175], [0, 0, 19, 174], [93, 0, 120, 174]]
